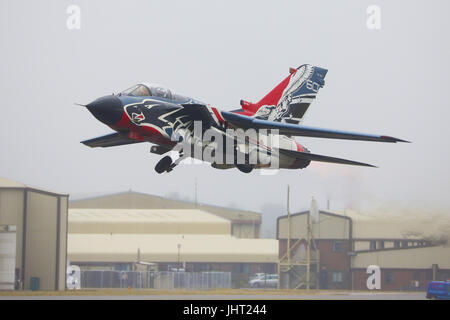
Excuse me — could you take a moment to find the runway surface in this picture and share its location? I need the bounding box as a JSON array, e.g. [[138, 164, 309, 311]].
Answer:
[[0, 291, 426, 300]]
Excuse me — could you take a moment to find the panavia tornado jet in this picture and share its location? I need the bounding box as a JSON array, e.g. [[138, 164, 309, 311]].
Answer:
[[80, 64, 408, 174]]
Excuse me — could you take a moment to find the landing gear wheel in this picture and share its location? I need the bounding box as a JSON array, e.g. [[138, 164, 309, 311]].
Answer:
[[155, 156, 173, 174], [236, 164, 253, 173]]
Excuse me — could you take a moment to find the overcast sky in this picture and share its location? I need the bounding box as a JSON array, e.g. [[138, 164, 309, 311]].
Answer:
[[1, 1, 449, 235]]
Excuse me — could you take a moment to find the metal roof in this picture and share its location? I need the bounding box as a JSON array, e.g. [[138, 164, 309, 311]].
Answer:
[[0, 176, 68, 196], [278, 210, 450, 240], [69, 191, 261, 222], [0, 176, 26, 188], [68, 233, 279, 263], [353, 245, 450, 269], [69, 208, 231, 235], [341, 210, 450, 240]]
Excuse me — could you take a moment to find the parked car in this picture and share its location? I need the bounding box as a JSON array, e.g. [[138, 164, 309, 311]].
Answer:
[[426, 281, 450, 299], [249, 274, 278, 288], [249, 273, 265, 281]]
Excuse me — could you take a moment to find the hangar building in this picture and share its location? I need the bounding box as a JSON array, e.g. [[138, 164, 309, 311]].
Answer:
[[277, 210, 450, 291], [68, 208, 278, 286], [70, 191, 261, 238], [0, 177, 68, 291]]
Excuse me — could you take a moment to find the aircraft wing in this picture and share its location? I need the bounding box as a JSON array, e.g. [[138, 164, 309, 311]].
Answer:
[[221, 111, 409, 143], [81, 132, 143, 148], [279, 148, 376, 167]]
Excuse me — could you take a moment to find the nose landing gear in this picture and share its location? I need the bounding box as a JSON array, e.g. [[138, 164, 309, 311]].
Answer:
[[154, 156, 173, 174], [154, 150, 186, 174]]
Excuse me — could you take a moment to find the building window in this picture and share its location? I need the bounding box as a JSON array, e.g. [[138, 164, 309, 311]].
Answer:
[[377, 241, 385, 249], [193, 263, 209, 272], [113, 264, 130, 271], [232, 263, 250, 274], [384, 271, 394, 284], [413, 271, 421, 281], [332, 241, 345, 253], [370, 240, 376, 250], [441, 273, 450, 282], [394, 241, 400, 248], [332, 272, 343, 283]]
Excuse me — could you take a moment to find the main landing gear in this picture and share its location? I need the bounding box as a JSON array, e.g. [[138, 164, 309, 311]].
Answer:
[[236, 164, 253, 173]]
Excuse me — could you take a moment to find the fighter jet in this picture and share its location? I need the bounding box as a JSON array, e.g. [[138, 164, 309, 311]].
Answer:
[[80, 64, 408, 174]]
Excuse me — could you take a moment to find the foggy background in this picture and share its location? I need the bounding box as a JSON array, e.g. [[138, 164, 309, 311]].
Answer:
[[1, 0, 449, 237]]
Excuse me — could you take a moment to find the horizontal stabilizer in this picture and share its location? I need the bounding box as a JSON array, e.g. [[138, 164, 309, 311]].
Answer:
[[279, 149, 377, 167], [81, 132, 142, 148]]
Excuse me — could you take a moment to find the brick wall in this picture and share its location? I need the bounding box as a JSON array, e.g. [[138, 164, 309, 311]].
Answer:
[[279, 239, 352, 289], [351, 268, 450, 291]]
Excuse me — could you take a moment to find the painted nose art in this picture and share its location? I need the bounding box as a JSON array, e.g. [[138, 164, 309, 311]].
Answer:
[[86, 95, 123, 125]]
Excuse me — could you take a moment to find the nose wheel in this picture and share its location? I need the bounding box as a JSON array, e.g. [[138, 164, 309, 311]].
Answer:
[[154, 156, 173, 174], [154, 150, 185, 174]]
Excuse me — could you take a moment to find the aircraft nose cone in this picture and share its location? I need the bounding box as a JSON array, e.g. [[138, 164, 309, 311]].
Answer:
[[86, 95, 123, 125]]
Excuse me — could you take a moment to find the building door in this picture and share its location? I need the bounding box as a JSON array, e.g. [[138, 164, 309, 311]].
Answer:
[[0, 226, 16, 290], [320, 269, 328, 289]]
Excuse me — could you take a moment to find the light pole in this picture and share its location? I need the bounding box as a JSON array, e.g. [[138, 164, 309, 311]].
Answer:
[[177, 243, 181, 270], [176, 243, 181, 288]]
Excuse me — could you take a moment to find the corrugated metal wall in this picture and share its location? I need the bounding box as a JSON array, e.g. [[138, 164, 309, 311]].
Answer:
[[0, 189, 24, 272], [25, 191, 58, 290], [278, 212, 350, 240], [0, 186, 68, 291], [70, 192, 261, 238], [57, 197, 68, 290]]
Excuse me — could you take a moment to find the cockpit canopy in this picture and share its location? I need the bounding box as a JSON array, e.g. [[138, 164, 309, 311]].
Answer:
[[120, 83, 189, 102]]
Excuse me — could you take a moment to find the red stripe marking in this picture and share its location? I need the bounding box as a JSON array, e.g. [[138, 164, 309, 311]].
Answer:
[[295, 141, 304, 152], [212, 107, 224, 122], [289, 142, 305, 168]]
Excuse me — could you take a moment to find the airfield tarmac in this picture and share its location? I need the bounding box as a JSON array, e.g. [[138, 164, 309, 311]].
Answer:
[[0, 289, 426, 300]]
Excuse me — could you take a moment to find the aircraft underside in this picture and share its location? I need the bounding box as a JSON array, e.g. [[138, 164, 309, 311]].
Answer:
[[150, 132, 375, 174]]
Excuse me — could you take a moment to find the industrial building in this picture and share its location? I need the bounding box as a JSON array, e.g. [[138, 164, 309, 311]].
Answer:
[[70, 191, 261, 238], [67, 208, 278, 287], [0, 177, 68, 291], [277, 210, 450, 291], [5, 174, 447, 292]]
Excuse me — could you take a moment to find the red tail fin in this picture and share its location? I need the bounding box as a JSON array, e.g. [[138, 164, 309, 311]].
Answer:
[[237, 65, 328, 124], [240, 72, 293, 115]]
